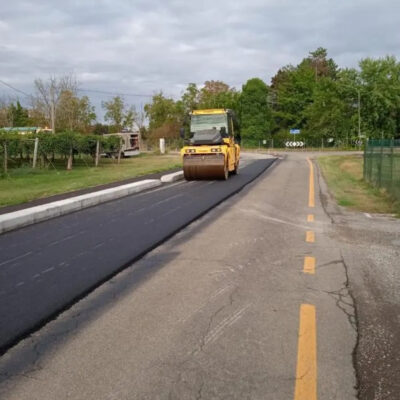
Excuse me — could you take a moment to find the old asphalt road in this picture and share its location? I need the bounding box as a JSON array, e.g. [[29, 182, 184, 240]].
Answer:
[[0, 153, 274, 353], [1, 152, 398, 399]]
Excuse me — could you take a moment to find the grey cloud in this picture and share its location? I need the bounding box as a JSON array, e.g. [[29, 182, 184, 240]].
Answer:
[[0, 0, 399, 115]]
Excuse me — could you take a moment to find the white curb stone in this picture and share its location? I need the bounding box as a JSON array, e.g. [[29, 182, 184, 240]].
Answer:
[[0, 179, 161, 234], [160, 171, 184, 183]]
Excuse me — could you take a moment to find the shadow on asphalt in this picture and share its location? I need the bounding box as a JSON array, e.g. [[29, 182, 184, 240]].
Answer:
[[0, 159, 279, 380]]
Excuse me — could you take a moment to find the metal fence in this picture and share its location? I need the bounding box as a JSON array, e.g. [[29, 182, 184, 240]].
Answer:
[[241, 137, 362, 150], [364, 139, 400, 201]]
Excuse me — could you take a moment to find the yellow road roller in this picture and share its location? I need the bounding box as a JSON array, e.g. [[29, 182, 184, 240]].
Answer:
[[180, 109, 240, 180]]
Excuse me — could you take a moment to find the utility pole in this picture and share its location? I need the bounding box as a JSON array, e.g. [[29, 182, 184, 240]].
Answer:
[[357, 89, 361, 139], [50, 84, 55, 133]]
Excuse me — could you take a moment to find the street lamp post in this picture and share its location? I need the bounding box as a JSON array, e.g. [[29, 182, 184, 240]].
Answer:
[[357, 89, 361, 140], [340, 83, 361, 140]]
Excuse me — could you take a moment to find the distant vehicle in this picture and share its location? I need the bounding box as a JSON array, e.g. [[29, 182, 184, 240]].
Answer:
[[102, 131, 140, 158]]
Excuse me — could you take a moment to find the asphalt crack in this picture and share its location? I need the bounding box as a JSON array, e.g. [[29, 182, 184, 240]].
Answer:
[[168, 286, 239, 399]]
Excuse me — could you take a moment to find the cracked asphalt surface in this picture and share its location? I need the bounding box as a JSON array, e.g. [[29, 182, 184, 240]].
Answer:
[[0, 155, 274, 353], [0, 152, 398, 399]]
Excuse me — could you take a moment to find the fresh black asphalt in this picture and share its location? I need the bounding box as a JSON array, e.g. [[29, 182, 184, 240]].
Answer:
[[0, 158, 275, 353]]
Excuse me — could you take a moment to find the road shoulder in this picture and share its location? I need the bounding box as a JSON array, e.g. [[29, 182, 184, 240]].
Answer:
[[315, 157, 400, 399]]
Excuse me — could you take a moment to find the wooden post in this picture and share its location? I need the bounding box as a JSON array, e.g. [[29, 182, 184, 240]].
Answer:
[[67, 147, 73, 170], [95, 140, 100, 167], [32, 137, 39, 169], [3, 141, 7, 174], [390, 138, 394, 192], [117, 138, 122, 164]]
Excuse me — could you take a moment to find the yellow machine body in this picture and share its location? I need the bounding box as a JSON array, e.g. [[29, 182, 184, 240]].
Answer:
[[180, 109, 240, 180]]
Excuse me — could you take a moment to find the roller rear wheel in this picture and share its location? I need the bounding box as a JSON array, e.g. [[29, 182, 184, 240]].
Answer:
[[232, 161, 239, 175], [223, 163, 229, 180]]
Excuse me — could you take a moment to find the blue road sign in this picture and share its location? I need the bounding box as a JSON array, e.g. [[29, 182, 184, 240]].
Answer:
[[290, 129, 301, 134]]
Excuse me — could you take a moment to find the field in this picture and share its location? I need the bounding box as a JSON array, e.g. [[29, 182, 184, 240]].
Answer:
[[318, 154, 399, 215], [0, 153, 181, 207]]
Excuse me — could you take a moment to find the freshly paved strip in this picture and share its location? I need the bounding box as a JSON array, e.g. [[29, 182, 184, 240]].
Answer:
[[0, 158, 274, 352], [0, 180, 162, 234]]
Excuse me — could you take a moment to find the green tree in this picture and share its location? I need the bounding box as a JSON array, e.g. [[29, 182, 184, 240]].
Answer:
[[8, 101, 29, 127], [198, 80, 240, 112], [180, 83, 200, 114], [240, 78, 271, 141], [144, 92, 180, 131], [57, 91, 96, 132], [102, 96, 137, 131], [304, 76, 355, 143], [358, 56, 400, 138]]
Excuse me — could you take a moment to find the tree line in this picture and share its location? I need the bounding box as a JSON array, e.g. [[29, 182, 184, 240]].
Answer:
[[0, 75, 141, 135], [143, 48, 400, 145], [1, 47, 400, 145]]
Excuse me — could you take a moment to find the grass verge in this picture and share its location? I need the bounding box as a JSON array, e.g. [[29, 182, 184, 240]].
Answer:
[[0, 153, 181, 207], [318, 154, 399, 215]]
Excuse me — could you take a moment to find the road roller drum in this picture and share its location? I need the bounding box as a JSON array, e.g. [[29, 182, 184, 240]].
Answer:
[[183, 153, 227, 180]]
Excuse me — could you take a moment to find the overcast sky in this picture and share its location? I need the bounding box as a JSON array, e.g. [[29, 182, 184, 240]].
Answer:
[[1, 0, 399, 116]]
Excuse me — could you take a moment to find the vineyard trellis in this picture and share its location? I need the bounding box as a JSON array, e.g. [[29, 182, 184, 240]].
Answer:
[[0, 131, 122, 174]]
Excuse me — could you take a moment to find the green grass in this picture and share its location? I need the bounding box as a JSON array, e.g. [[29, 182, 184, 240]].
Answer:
[[318, 155, 399, 215], [0, 153, 181, 207]]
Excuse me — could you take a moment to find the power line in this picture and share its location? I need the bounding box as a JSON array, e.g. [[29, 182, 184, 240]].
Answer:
[[0, 79, 32, 97], [77, 88, 153, 98], [0, 79, 165, 102]]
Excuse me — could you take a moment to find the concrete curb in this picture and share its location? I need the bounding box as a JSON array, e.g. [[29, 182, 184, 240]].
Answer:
[[0, 179, 161, 235], [160, 171, 184, 183]]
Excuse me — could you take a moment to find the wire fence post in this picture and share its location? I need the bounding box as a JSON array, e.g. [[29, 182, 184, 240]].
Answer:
[[363, 139, 367, 180], [369, 144, 374, 182], [32, 137, 39, 169], [378, 139, 384, 187]]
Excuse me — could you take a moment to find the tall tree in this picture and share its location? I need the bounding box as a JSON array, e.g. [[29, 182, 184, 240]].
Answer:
[[180, 83, 200, 114], [8, 101, 29, 127], [240, 78, 271, 141], [33, 74, 77, 132], [102, 96, 137, 132], [198, 80, 239, 111], [57, 91, 96, 132], [358, 56, 400, 138], [144, 92, 180, 131]]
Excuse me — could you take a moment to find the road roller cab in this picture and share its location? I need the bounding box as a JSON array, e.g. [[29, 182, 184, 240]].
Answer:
[[180, 109, 240, 180]]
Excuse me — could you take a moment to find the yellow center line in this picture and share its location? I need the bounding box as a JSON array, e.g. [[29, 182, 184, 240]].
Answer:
[[306, 231, 315, 243], [307, 214, 314, 222], [294, 304, 317, 400], [303, 256, 315, 274], [307, 158, 315, 208]]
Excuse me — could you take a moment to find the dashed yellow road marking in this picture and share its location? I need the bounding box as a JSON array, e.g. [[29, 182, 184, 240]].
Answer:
[[294, 304, 317, 400], [303, 256, 315, 274], [307, 214, 314, 222], [307, 158, 315, 208], [306, 231, 315, 243]]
